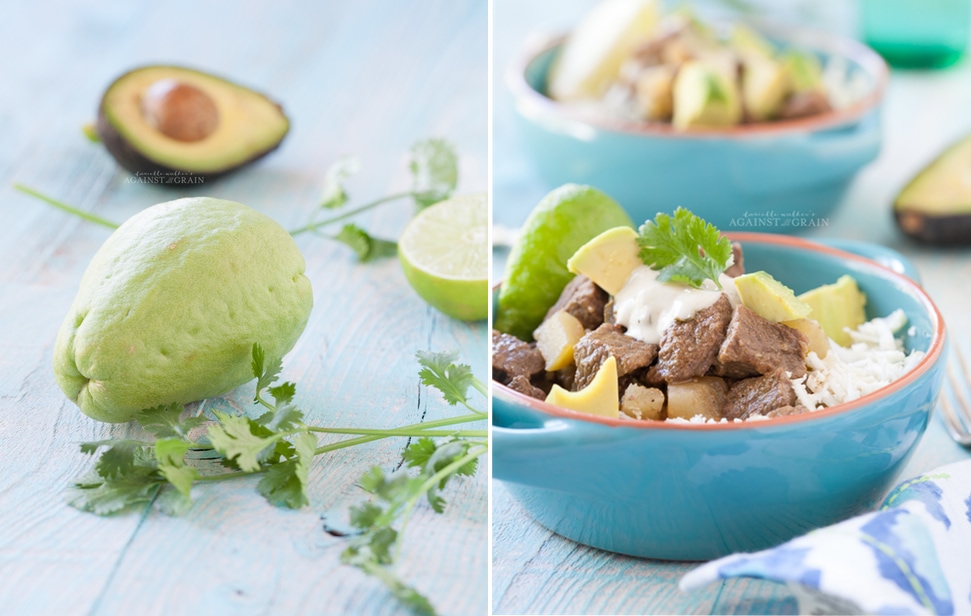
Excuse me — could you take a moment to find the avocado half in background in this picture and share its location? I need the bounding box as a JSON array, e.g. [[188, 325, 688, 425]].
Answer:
[[95, 65, 289, 181], [894, 134, 971, 244]]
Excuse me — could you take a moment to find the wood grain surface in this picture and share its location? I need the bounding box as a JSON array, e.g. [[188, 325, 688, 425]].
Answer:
[[0, 1, 487, 615], [492, 1, 971, 614]]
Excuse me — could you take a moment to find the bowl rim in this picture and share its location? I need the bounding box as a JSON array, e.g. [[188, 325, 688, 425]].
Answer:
[[492, 232, 946, 431], [508, 20, 889, 139]]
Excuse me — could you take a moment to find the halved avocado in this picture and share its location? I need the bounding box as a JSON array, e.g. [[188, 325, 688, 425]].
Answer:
[[96, 65, 289, 181], [894, 134, 971, 244]]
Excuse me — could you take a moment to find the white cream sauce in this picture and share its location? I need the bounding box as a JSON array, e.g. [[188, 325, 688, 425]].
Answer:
[[613, 265, 739, 344]]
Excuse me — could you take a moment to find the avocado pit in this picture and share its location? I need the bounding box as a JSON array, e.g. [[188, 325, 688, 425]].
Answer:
[[141, 79, 219, 142]]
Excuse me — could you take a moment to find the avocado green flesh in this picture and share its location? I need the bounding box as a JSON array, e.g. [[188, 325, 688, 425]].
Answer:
[[894, 134, 971, 243], [896, 135, 971, 215], [98, 65, 289, 175]]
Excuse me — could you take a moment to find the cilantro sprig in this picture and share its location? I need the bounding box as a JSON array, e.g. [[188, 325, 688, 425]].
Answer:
[[66, 344, 486, 615], [12, 137, 460, 264], [287, 138, 459, 261], [637, 206, 733, 289]]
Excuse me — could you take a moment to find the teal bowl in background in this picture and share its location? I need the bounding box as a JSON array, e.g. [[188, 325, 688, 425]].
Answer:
[[509, 25, 889, 231], [492, 234, 946, 561]]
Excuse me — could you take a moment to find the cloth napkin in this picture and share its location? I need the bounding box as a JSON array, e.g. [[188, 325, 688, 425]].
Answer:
[[680, 459, 971, 615]]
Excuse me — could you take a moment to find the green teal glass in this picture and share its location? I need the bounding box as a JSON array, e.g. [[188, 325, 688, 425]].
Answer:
[[861, 0, 970, 68]]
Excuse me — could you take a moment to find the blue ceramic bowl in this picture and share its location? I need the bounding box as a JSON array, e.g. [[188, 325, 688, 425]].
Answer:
[[493, 235, 946, 561], [509, 25, 888, 232]]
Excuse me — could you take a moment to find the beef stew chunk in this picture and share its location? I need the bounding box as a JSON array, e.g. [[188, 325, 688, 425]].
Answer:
[[723, 369, 797, 420], [573, 323, 659, 390], [716, 305, 808, 379], [780, 90, 833, 120], [764, 404, 810, 418], [492, 329, 545, 383], [507, 375, 546, 401], [544, 275, 609, 331], [655, 293, 733, 383]]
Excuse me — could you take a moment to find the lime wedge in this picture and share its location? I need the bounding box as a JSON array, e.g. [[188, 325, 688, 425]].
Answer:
[[495, 184, 633, 340], [398, 193, 488, 321]]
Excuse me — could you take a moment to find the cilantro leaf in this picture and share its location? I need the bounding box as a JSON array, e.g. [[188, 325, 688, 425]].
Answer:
[[320, 156, 361, 209], [254, 402, 304, 432], [348, 502, 383, 529], [252, 344, 283, 396], [636, 207, 733, 289], [416, 350, 474, 406], [155, 438, 199, 499], [256, 432, 315, 509], [381, 576, 436, 616], [268, 382, 296, 406], [334, 223, 398, 262], [207, 411, 273, 472], [135, 403, 206, 440], [402, 437, 438, 469], [156, 485, 193, 516], [66, 465, 163, 515], [256, 461, 306, 508], [80, 439, 149, 480], [409, 139, 458, 208]]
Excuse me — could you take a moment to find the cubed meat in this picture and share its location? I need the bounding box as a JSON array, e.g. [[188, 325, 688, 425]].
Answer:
[[723, 370, 797, 420], [492, 329, 544, 384], [507, 375, 547, 401], [544, 275, 609, 331], [779, 90, 832, 120], [716, 305, 808, 379], [573, 324, 659, 391], [554, 364, 577, 392], [764, 404, 810, 419], [655, 294, 733, 383]]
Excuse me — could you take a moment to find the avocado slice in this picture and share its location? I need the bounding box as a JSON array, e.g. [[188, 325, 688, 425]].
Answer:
[[894, 133, 971, 244], [798, 275, 867, 347], [742, 57, 789, 122], [734, 271, 811, 322], [672, 60, 742, 130], [96, 65, 289, 181], [567, 226, 641, 295], [781, 50, 824, 93], [731, 24, 776, 61]]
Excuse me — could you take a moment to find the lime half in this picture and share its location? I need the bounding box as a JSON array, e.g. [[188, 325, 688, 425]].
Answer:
[[399, 193, 488, 321]]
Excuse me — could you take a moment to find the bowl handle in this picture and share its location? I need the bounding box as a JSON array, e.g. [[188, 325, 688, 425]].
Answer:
[[492, 422, 577, 484], [816, 238, 921, 283]]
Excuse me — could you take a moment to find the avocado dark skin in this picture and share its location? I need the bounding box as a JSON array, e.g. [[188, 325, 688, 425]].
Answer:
[[893, 133, 971, 245], [95, 65, 290, 185]]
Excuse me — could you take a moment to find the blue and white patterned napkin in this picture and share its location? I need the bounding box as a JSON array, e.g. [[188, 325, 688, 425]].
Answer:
[[680, 459, 971, 615]]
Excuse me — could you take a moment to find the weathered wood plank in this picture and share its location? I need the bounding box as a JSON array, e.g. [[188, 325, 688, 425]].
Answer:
[[0, 1, 487, 615]]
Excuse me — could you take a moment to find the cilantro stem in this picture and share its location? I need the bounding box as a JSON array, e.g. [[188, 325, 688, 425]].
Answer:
[[253, 391, 276, 413], [12, 184, 120, 230], [288, 192, 412, 236], [470, 377, 487, 399], [305, 427, 486, 438], [313, 413, 483, 456], [391, 444, 488, 569], [194, 470, 257, 482]]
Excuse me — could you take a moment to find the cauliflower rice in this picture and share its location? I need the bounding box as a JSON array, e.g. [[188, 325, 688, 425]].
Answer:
[[791, 309, 925, 411]]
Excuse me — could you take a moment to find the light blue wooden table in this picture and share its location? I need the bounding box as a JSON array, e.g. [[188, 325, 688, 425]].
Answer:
[[492, 1, 971, 614], [0, 2, 487, 614]]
